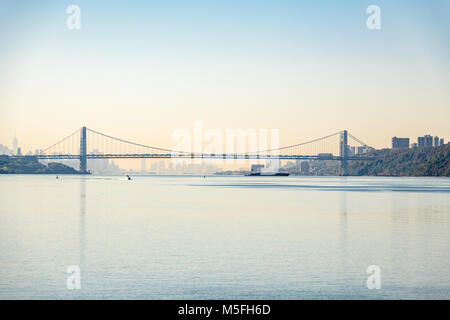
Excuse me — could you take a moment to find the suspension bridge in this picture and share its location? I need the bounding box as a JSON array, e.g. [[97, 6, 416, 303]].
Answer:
[[14, 127, 375, 176]]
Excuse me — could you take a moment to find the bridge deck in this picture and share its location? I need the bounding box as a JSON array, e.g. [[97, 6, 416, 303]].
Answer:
[[9, 154, 375, 161]]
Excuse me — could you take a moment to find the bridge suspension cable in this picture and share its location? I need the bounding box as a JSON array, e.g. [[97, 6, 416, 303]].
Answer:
[[347, 132, 369, 147], [42, 128, 80, 153], [86, 128, 182, 153], [40, 127, 373, 160], [86, 128, 343, 156], [249, 131, 341, 154]]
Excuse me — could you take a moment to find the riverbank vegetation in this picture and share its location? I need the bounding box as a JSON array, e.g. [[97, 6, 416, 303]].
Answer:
[[0, 156, 79, 174], [348, 143, 450, 177]]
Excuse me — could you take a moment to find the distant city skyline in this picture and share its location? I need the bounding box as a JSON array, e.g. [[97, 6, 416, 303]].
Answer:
[[2, 130, 446, 156], [1, 1, 450, 153]]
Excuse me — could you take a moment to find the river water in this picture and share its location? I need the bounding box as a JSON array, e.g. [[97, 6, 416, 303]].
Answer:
[[0, 175, 449, 299]]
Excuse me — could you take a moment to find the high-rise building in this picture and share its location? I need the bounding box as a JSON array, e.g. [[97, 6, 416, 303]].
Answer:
[[12, 136, 18, 155], [392, 137, 409, 149], [434, 136, 440, 147], [439, 138, 444, 146], [0, 144, 13, 155], [424, 135, 433, 147], [411, 143, 417, 148], [418, 136, 425, 147], [417, 135, 444, 147]]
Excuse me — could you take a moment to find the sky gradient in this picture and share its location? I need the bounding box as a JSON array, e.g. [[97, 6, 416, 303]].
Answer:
[[1, 0, 449, 153]]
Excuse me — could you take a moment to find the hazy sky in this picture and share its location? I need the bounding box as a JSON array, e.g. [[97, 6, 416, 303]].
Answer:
[[1, 0, 449, 153]]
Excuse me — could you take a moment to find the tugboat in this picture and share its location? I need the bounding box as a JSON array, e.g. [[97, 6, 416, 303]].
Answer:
[[246, 164, 289, 176]]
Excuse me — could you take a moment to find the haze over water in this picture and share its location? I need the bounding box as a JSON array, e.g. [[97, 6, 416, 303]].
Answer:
[[0, 175, 449, 299]]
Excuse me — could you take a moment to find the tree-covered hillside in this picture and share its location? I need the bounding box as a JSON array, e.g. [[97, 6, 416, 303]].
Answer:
[[0, 156, 80, 174], [348, 144, 450, 177]]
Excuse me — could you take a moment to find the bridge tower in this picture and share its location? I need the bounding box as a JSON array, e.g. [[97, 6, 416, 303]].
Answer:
[[79, 126, 88, 174], [339, 130, 348, 176]]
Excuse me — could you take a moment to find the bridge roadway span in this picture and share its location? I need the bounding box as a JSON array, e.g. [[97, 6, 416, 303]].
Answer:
[[12, 154, 375, 161]]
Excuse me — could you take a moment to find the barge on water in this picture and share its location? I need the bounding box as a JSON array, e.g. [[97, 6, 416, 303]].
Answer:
[[245, 164, 289, 176]]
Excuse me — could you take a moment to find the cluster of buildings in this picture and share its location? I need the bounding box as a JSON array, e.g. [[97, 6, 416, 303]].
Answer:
[[347, 145, 375, 156], [0, 136, 44, 156], [392, 135, 445, 149], [0, 144, 14, 155], [0, 137, 22, 156]]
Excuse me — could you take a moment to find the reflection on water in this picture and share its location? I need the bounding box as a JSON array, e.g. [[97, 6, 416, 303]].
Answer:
[[0, 175, 449, 299], [79, 178, 86, 271], [339, 191, 348, 274]]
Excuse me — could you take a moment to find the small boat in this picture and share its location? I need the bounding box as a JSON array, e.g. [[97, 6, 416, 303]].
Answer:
[[126, 175, 132, 180]]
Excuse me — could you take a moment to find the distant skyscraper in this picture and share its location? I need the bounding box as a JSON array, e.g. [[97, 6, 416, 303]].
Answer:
[[439, 138, 444, 146], [418, 136, 425, 147], [140, 159, 146, 172], [411, 143, 417, 148], [12, 136, 18, 155], [0, 144, 13, 155], [426, 135, 433, 146], [392, 137, 409, 149], [424, 135, 433, 147], [417, 135, 442, 147], [434, 136, 439, 147]]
